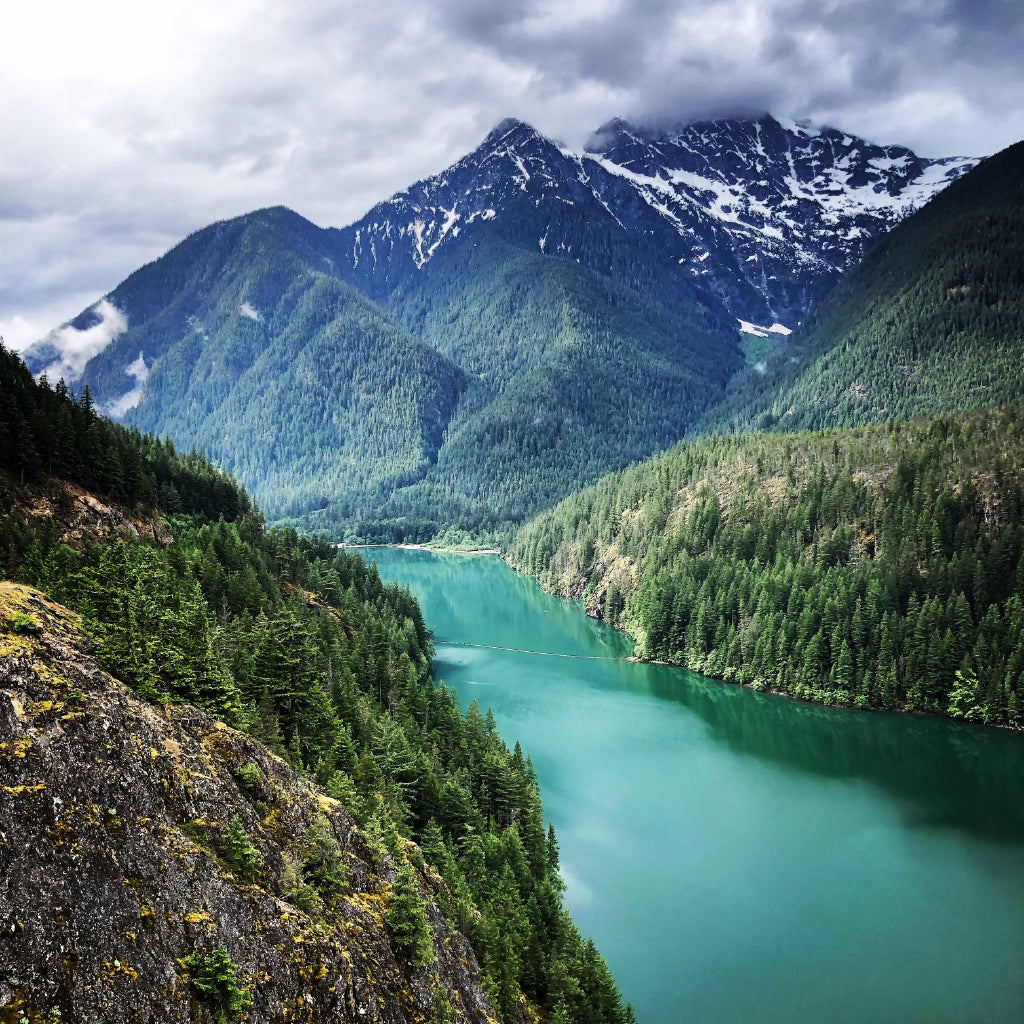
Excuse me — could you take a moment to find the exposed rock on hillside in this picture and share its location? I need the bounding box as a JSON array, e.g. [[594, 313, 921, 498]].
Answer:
[[0, 583, 496, 1023], [3, 474, 172, 550]]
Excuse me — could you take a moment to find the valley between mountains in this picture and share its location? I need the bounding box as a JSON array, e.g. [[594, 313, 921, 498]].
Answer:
[[23, 113, 986, 541], [3, 110, 1024, 1024]]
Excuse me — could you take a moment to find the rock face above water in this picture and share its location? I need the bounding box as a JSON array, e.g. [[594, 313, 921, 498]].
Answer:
[[0, 583, 495, 1024]]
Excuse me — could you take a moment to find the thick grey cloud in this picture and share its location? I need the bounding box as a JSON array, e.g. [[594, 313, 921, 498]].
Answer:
[[2, 0, 1022, 350]]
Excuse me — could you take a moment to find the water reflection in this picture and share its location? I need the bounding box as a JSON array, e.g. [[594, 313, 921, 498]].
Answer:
[[635, 662, 1024, 841]]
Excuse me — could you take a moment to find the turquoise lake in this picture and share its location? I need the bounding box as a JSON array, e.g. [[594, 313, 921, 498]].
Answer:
[[368, 547, 1024, 1024]]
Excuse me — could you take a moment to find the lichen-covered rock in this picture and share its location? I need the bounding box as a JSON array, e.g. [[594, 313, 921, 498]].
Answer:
[[0, 584, 496, 1024]]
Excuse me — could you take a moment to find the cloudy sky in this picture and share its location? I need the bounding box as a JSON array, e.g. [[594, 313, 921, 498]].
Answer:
[[2, 0, 1022, 350]]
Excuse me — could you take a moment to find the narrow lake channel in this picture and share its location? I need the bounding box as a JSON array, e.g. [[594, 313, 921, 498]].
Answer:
[[368, 547, 1024, 1024]]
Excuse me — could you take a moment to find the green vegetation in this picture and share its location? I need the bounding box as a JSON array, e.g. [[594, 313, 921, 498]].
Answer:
[[737, 332, 781, 367], [104, 212, 470, 535], [302, 814, 347, 896], [232, 762, 261, 792], [347, 223, 741, 540], [27, 139, 1024, 548], [219, 815, 263, 880], [387, 862, 435, 967], [279, 814, 347, 918], [182, 947, 249, 1023], [9, 611, 39, 633], [511, 402, 1024, 726], [705, 141, 1024, 435], [51, 195, 740, 541], [0, 342, 629, 1024], [1, 341, 246, 519]]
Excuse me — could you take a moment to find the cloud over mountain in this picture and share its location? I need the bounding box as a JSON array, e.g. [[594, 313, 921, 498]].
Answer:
[[2, 0, 1022, 345]]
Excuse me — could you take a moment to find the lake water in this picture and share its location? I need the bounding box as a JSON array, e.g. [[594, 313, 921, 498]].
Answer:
[[368, 548, 1024, 1024]]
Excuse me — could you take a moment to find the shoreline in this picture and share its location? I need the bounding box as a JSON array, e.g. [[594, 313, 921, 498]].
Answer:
[[504, 560, 1024, 734], [338, 542, 501, 556]]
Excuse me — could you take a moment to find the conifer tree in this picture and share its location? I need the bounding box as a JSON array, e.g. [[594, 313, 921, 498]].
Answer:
[[387, 863, 434, 968]]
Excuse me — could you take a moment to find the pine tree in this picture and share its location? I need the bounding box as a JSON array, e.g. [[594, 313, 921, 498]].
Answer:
[[302, 814, 347, 897], [183, 947, 249, 1023], [220, 815, 263, 880], [387, 863, 435, 968]]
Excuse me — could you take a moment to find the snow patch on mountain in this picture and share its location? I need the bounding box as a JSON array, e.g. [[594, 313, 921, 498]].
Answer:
[[334, 113, 981, 326], [739, 320, 793, 338]]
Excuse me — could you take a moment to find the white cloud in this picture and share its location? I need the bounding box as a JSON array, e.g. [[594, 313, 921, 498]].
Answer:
[[103, 351, 149, 419], [32, 299, 128, 383], [0, 314, 48, 353], [1, 0, 1023, 343], [239, 301, 262, 321]]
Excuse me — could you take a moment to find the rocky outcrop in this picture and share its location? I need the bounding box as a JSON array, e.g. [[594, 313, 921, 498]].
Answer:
[[5, 475, 172, 550], [0, 583, 496, 1024]]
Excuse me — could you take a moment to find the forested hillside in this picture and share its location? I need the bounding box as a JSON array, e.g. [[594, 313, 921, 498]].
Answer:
[[704, 140, 1024, 435], [25, 191, 740, 542], [342, 225, 739, 540], [41, 207, 472, 528], [510, 403, 1024, 727], [0, 341, 631, 1024]]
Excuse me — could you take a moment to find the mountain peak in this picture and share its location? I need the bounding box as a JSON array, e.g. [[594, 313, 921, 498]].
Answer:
[[584, 116, 651, 154], [330, 108, 979, 324], [481, 117, 543, 147]]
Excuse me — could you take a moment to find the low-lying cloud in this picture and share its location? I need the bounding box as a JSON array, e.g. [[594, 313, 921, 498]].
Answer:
[[31, 299, 128, 382], [104, 351, 149, 419]]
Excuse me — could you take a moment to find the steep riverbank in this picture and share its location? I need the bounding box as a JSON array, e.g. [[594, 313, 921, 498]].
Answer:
[[507, 406, 1024, 730], [0, 583, 495, 1023]]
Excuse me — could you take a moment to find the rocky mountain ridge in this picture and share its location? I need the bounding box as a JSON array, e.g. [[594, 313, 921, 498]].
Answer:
[[25, 112, 978, 392], [330, 114, 978, 327]]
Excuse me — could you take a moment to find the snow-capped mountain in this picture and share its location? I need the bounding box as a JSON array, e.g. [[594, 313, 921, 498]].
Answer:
[[332, 114, 979, 328], [329, 118, 616, 299], [583, 115, 978, 325], [12, 112, 1003, 540]]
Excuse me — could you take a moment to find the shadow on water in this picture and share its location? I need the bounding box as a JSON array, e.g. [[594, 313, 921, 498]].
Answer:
[[633, 662, 1024, 843]]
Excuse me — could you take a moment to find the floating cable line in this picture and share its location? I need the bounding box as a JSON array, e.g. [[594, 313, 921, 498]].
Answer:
[[433, 639, 631, 661]]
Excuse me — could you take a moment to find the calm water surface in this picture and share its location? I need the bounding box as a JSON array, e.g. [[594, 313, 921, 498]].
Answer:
[[369, 548, 1024, 1024]]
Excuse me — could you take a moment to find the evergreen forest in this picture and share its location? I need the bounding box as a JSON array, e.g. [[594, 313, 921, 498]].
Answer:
[[0, 340, 631, 1024], [510, 403, 1024, 727], [41, 195, 741, 542]]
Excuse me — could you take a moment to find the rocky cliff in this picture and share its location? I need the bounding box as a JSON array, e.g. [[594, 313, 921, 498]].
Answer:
[[3, 475, 172, 551], [0, 583, 496, 1024]]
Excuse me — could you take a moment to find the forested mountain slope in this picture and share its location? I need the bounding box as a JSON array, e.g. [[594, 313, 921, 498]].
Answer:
[[23, 207, 470, 527], [703, 140, 1024, 434], [0, 343, 632, 1024], [23, 197, 740, 539], [338, 229, 740, 539], [510, 403, 1024, 727]]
